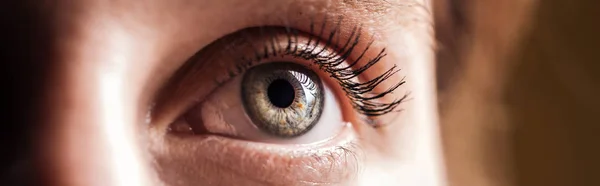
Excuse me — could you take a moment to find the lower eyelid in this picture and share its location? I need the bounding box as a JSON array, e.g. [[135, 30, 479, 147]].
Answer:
[[152, 125, 362, 185]]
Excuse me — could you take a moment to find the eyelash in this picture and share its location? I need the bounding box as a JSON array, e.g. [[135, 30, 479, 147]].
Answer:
[[222, 17, 407, 127]]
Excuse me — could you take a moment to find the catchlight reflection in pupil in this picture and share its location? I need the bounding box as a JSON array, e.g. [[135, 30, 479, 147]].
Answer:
[[241, 63, 324, 138]]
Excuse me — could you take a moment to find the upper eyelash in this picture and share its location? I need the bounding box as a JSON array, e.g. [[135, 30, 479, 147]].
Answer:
[[232, 17, 407, 127]]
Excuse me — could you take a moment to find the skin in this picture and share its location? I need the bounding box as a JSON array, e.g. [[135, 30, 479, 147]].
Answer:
[[3, 0, 443, 186], [4, 0, 598, 186]]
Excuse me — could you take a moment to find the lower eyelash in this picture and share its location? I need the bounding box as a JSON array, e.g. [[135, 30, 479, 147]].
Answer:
[[231, 18, 407, 127]]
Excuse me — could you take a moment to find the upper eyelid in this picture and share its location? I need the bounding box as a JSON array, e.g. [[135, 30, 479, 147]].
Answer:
[[147, 0, 428, 84], [150, 1, 421, 129], [195, 25, 405, 124], [152, 25, 402, 130]]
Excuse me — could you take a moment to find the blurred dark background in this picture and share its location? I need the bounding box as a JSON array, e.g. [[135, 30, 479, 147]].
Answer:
[[1, 1, 53, 185], [510, 1, 600, 185], [436, 0, 600, 186]]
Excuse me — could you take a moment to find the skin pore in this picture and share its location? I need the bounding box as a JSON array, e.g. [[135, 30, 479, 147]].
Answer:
[[7, 0, 444, 185]]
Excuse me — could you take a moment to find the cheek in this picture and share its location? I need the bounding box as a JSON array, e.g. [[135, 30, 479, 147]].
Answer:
[[150, 131, 362, 186], [35, 16, 172, 185], [39, 54, 156, 185]]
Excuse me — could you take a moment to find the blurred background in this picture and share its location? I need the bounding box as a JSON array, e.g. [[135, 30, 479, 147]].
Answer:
[[435, 0, 600, 186]]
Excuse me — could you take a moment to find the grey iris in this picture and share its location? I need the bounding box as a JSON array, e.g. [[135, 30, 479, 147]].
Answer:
[[241, 63, 324, 138]]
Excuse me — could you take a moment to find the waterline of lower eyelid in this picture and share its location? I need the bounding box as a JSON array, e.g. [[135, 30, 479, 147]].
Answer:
[[185, 121, 355, 152]]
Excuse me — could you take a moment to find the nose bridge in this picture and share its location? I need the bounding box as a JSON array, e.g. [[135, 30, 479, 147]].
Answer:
[[38, 26, 151, 186]]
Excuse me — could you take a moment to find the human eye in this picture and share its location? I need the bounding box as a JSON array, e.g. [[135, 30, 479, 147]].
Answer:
[[147, 4, 412, 186], [165, 23, 404, 145]]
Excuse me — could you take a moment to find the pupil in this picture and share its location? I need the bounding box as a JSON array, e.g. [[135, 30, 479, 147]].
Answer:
[[267, 79, 295, 108]]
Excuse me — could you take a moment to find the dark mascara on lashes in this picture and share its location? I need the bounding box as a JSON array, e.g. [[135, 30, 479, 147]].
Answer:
[[229, 17, 407, 127]]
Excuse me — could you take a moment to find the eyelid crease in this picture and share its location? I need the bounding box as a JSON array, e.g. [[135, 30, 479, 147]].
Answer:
[[219, 24, 407, 127], [154, 17, 406, 131]]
